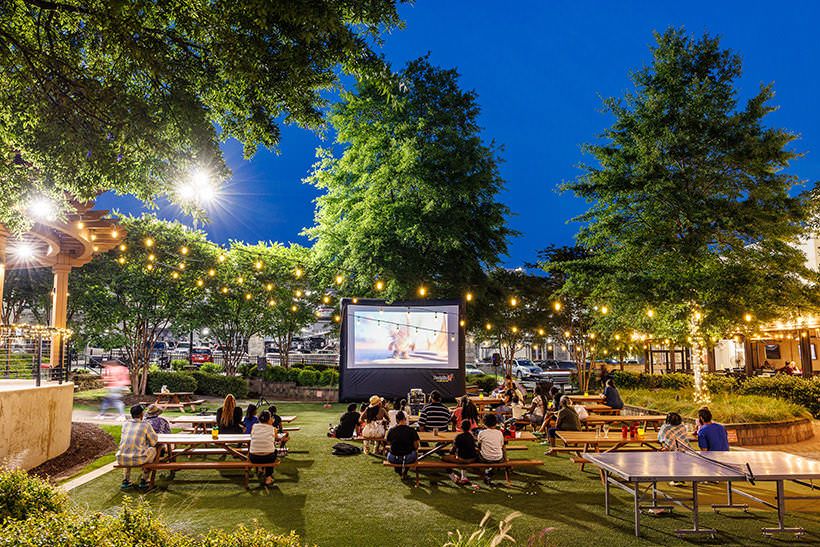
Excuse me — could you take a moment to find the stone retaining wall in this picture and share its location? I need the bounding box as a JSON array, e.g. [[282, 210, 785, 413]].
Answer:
[[248, 378, 338, 402], [70, 373, 104, 392], [624, 404, 814, 446]]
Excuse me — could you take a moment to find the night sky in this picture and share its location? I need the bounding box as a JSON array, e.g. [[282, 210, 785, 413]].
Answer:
[[96, 1, 820, 268]]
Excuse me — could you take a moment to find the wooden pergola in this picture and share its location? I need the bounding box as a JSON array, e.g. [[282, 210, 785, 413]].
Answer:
[[0, 199, 126, 366]]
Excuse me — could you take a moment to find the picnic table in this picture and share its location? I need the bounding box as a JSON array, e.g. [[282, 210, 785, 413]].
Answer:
[[169, 414, 297, 433], [157, 433, 251, 461], [581, 404, 621, 415], [417, 430, 537, 444], [556, 430, 664, 454], [582, 414, 668, 431], [149, 392, 204, 412], [567, 394, 605, 404]]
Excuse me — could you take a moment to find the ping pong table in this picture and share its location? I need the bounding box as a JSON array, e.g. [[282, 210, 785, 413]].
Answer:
[[585, 450, 820, 538]]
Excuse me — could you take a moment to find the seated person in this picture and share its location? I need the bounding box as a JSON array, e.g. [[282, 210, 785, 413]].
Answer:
[[331, 403, 360, 438], [545, 396, 581, 451], [442, 419, 479, 484], [385, 411, 420, 478], [143, 404, 171, 434], [116, 404, 158, 489], [249, 410, 278, 486], [215, 394, 243, 434], [267, 405, 290, 447], [418, 390, 451, 432], [243, 404, 259, 434], [360, 396, 389, 455], [658, 412, 688, 452], [527, 386, 548, 427], [603, 378, 624, 410], [509, 395, 525, 422], [387, 399, 404, 430], [477, 413, 506, 485], [697, 408, 730, 451], [451, 397, 480, 431]]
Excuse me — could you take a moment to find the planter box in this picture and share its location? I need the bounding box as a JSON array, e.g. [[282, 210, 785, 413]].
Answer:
[[71, 373, 104, 392], [624, 404, 814, 446], [247, 377, 338, 402]]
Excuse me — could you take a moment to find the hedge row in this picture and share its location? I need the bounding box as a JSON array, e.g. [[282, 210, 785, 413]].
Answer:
[[260, 365, 338, 386], [0, 469, 304, 546], [611, 370, 820, 417], [146, 371, 248, 398]]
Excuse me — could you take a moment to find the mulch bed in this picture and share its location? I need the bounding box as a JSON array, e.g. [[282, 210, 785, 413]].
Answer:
[[29, 422, 117, 482]]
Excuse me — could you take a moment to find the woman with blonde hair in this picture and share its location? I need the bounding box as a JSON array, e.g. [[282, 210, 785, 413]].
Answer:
[[215, 393, 243, 434]]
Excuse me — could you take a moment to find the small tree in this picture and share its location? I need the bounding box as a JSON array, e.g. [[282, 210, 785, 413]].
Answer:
[[70, 215, 212, 394]]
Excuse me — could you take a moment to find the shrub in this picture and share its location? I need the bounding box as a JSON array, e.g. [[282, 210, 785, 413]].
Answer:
[[72, 368, 90, 374], [191, 371, 248, 399], [297, 368, 320, 386], [170, 359, 189, 371], [704, 373, 737, 394], [610, 370, 642, 389], [199, 362, 223, 375], [473, 374, 499, 394], [286, 367, 301, 383], [319, 369, 339, 386], [237, 362, 259, 378], [146, 371, 197, 394], [659, 373, 694, 390], [262, 365, 288, 383], [0, 468, 67, 523], [739, 375, 820, 417]]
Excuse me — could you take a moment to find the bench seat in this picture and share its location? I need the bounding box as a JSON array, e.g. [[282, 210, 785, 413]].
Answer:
[[382, 459, 543, 486], [114, 460, 280, 488]]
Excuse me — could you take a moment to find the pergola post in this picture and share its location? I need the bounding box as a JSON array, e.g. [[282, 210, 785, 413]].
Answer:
[[743, 335, 755, 377], [0, 232, 6, 318], [49, 260, 71, 368], [669, 345, 676, 372], [799, 329, 813, 378], [706, 347, 716, 372]]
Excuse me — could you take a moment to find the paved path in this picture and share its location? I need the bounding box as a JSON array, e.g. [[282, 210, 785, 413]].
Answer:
[[746, 420, 820, 460]]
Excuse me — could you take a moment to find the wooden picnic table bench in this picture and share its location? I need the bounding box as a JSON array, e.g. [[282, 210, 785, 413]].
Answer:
[[142, 392, 204, 412], [567, 394, 605, 404], [581, 414, 667, 431], [169, 415, 297, 433], [382, 459, 544, 486]]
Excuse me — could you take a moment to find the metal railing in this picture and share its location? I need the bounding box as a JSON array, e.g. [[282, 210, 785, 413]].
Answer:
[[0, 325, 71, 385]]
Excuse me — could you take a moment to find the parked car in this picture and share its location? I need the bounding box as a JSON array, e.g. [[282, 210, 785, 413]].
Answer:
[[190, 347, 213, 365], [465, 364, 483, 375], [510, 359, 546, 380], [540, 360, 577, 388]]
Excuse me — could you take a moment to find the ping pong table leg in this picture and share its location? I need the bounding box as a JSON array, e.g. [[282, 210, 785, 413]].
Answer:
[[604, 471, 610, 516], [761, 480, 805, 537], [633, 481, 641, 537]]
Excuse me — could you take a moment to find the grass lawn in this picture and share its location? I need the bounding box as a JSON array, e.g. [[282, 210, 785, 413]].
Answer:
[[66, 402, 820, 546]]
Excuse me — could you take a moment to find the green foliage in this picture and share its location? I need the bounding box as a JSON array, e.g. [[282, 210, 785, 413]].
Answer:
[[319, 369, 340, 386], [0, 489, 305, 546], [72, 368, 90, 374], [623, 388, 809, 423], [1, 268, 53, 326], [472, 374, 500, 394], [191, 371, 248, 399], [0, 468, 66, 524], [559, 27, 817, 343], [237, 362, 259, 378], [262, 365, 288, 383], [704, 373, 738, 394], [286, 368, 302, 383], [305, 56, 516, 301], [659, 373, 694, 391], [612, 371, 736, 394], [170, 359, 190, 371], [147, 371, 197, 394], [739, 376, 820, 417], [0, 0, 405, 232], [199, 362, 224, 375], [297, 368, 320, 386]]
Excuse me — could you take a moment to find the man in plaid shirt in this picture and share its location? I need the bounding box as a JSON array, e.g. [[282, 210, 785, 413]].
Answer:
[[116, 404, 158, 489]]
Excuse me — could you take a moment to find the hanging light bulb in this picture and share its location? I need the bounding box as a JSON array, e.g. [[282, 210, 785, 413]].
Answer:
[[485, 323, 492, 330], [255, 261, 263, 270], [510, 297, 517, 306], [245, 293, 252, 300], [172, 272, 179, 279], [352, 298, 358, 304], [646, 309, 654, 318], [266, 284, 273, 291], [119, 244, 126, 251], [236, 276, 244, 284], [538, 329, 544, 335], [291, 305, 297, 312], [180, 246, 189, 255], [118, 257, 126, 264], [745, 313, 752, 322], [196, 280, 204, 287], [335, 275, 343, 284], [323, 296, 330, 304], [601, 305, 608, 314], [466, 292, 473, 302], [418, 286, 426, 296], [146, 264, 153, 270], [222, 287, 229, 293], [295, 268, 303, 277], [554, 302, 561, 311], [511, 326, 518, 333], [178, 263, 185, 269], [334, 315, 341, 322], [564, 330, 570, 338], [208, 269, 215, 277], [459, 319, 465, 327], [145, 238, 153, 247], [268, 299, 275, 306], [295, 290, 302, 297], [376, 280, 384, 290], [148, 254, 155, 261]]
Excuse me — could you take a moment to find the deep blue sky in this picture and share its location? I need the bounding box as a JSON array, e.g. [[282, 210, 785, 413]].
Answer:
[[97, 1, 820, 267]]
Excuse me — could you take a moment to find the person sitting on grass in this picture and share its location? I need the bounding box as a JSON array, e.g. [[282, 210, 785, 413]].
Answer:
[[602, 378, 624, 410], [697, 407, 730, 451], [243, 404, 259, 434], [477, 413, 506, 485], [330, 403, 360, 439], [442, 419, 479, 484], [418, 390, 451, 432], [249, 410, 277, 486], [116, 404, 158, 489], [545, 396, 581, 454], [385, 411, 420, 479], [658, 412, 689, 452], [216, 394, 243, 434], [267, 405, 290, 449]]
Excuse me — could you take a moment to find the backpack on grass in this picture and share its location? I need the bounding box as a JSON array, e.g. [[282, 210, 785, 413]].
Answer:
[[332, 442, 361, 456]]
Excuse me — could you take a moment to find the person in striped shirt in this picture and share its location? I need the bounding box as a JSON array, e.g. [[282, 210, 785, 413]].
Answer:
[[658, 412, 689, 452], [418, 390, 451, 432], [116, 404, 158, 489]]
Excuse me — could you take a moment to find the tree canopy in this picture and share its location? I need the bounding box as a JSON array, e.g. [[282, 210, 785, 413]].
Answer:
[[560, 28, 817, 345], [304, 56, 516, 300], [0, 0, 406, 230]]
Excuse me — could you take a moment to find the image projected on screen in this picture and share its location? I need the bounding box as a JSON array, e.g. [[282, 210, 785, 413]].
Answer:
[[351, 308, 456, 368]]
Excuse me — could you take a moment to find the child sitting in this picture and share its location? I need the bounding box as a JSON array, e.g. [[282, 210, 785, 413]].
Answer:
[[442, 419, 479, 484], [243, 403, 259, 434], [476, 413, 506, 485]]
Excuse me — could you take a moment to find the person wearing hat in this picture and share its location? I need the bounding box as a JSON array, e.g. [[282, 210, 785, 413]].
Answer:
[[360, 395, 389, 455], [116, 404, 158, 489], [144, 404, 171, 434]]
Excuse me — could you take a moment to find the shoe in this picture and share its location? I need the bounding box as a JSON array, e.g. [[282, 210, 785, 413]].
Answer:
[[120, 479, 132, 489], [459, 477, 470, 485], [483, 475, 492, 486], [450, 472, 460, 484], [669, 481, 685, 487]]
